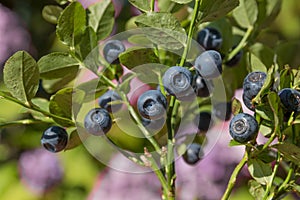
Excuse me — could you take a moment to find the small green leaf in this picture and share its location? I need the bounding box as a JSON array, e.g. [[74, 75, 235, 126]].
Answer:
[[279, 66, 294, 90], [198, 0, 239, 23], [248, 158, 272, 185], [257, 0, 282, 29], [42, 72, 78, 94], [249, 43, 275, 69], [229, 139, 244, 146], [56, 2, 86, 46], [55, 0, 68, 5], [49, 88, 73, 123], [76, 26, 98, 60], [119, 47, 160, 69], [276, 41, 300, 68], [30, 98, 50, 121], [128, 34, 152, 46], [135, 12, 186, 50], [255, 103, 273, 121], [253, 65, 274, 104], [171, 0, 192, 4], [158, 0, 183, 13], [232, 97, 243, 115], [248, 180, 265, 200], [38, 52, 79, 79], [128, 0, 151, 12], [118, 73, 135, 94], [259, 123, 273, 137], [3, 51, 39, 103], [273, 143, 300, 166], [76, 78, 108, 102], [42, 5, 63, 24], [87, 0, 115, 40], [232, 0, 258, 28], [65, 129, 88, 150], [248, 52, 267, 73]]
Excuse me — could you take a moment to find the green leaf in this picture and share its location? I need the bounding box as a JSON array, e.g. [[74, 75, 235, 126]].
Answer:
[[87, 0, 115, 40], [257, 0, 282, 29], [119, 47, 160, 69], [276, 41, 300, 68], [158, 1, 184, 13], [248, 158, 272, 185], [65, 130, 81, 150], [135, 12, 186, 50], [38, 52, 79, 79], [76, 27, 98, 60], [232, 97, 243, 115], [229, 139, 244, 146], [171, 0, 192, 4], [42, 5, 63, 24], [232, 0, 258, 28], [247, 52, 267, 73], [198, 0, 239, 23], [56, 2, 86, 46], [55, 0, 68, 5], [3, 51, 39, 103], [259, 123, 273, 137], [128, 0, 151, 12], [118, 73, 135, 94], [253, 65, 274, 104], [49, 87, 73, 126], [42, 71, 78, 94], [30, 98, 50, 121], [273, 143, 300, 166], [249, 43, 275, 69], [128, 34, 152, 46], [279, 66, 294, 90], [75, 78, 108, 102], [255, 103, 273, 121], [248, 180, 265, 200]]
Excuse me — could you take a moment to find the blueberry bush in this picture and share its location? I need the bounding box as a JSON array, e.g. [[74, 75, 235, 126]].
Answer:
[[0, 0, 300, 199]]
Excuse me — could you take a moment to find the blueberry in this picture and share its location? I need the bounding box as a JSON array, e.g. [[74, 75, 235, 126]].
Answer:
[[278, 88, 300, 113], [192, 74, 213, 97], [84, 108, 112, 136], [162, 66, 193, 98], [243, 71, 267, 100], [213, 102, 232, 121], [137, 90, 167, 120], [98, 90, 122, 113], [194, 112, 213, 132], [41, 126, 68, 153], [225, 48, 243, 67], [242, 93, 255, 111], [229, 113, 258, 143], [183, 143, 203, 165], [197, 27, 222, 50], [194, 50, 223, 79], [103, 40, 125, 64]]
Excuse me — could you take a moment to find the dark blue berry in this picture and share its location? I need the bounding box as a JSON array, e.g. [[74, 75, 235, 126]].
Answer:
[[41, 126, 68, 153], [213, 102, 232, 121], [197, 27, 222, 50], [278, 88, 300, 113], [183, 143, 203, 165], [194, 50, 223, 79], [193, 74, 213, 97], [194, 112, 213, 131], [229, 113, 258, 143], [84, 108, 112, 136], [243, 71, 267, 100], [137, 90, 167, 120], [242, 93, 255, 111], [162, 66, 193, 98], [98, 90, 122, 113], [103, 40, 125, 64], [225, 48, 243, 67]]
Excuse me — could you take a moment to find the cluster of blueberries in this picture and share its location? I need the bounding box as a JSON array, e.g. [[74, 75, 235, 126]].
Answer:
[[229, 71, 300, 144], [40, 27, 250, 165]]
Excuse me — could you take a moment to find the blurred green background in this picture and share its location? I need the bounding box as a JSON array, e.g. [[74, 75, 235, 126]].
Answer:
[[0, 0, 299, 199]]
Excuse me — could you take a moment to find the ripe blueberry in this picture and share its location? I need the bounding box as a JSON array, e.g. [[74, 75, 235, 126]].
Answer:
[[162, 66, 193, 98], [137, 90, 167, 120], [98, 90, 122, 113], [194, 50, 223, 79], [194, 112, 212, 132], [103, 40, 125, 64], [183, 143, 203, 165], [41, 126, 68, 153], [197, 27, 222, 50], [213, 101, 232, 121], [229, 113, 258, 143], [193, 74, 213, 97], [242, 93, 255, 111], [84, 108, 112, 136], [225, 48, 243, 67], [278, 88, 300, 113], [243, 71, 267, 100]]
